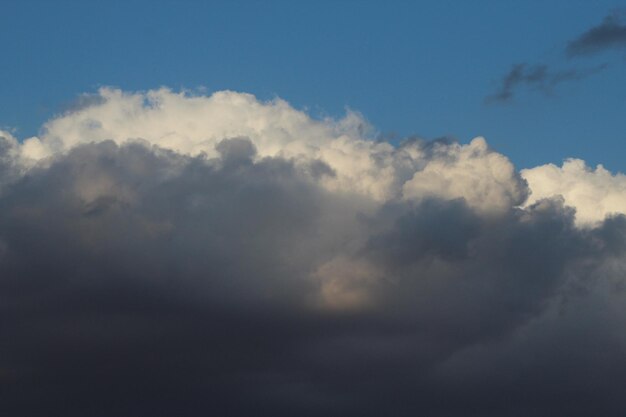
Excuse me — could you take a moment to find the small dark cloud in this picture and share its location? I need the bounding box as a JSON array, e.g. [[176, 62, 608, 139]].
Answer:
[[487, 10, 625, 104], [485, 62, 607, 104], [567, 11, 626, 57]]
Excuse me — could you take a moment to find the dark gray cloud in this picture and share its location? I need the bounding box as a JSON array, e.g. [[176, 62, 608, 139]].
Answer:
[[487, 11, 625, 104], [567, 11, 626, 57], [486, 62, 606, 103], [1, 138, 626, 417]]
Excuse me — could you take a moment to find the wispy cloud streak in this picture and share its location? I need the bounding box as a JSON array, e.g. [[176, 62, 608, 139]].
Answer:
[[567, 11, 626, 56], [485, 62, 607, 103]]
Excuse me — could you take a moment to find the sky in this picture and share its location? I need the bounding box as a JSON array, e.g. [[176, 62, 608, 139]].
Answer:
[[3, 2, 626, 417], [2, 0, 625, 170]]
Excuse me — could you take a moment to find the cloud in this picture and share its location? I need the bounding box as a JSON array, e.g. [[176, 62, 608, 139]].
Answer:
[[567, 11, 626, 57], [522, 158, 626, 227], [487, 11, 625, 104], [401, 137, 527, 213], [3, 89, 626, 416], [485, 63, 606, 103]]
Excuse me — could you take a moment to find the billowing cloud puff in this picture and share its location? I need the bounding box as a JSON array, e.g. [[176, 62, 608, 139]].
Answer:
[[2, 89, 626, 417], [402, 137, 527, 213], [522, 158, 626, 226]]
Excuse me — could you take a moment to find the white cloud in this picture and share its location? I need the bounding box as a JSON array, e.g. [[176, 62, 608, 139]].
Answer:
[[21, 88, 400, 201], [401, 137, 527, 213], [522, 159, 626, 226]]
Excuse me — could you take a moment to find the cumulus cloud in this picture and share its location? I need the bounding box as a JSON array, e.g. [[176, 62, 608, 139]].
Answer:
[[2, 88, 626, 416], [17, 87, 531, 208], [522, 158, 626, 226], [401, 137, 527, 213]]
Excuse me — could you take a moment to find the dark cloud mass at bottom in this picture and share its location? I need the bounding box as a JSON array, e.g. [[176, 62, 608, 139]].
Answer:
[[1, 137, 626, 417]]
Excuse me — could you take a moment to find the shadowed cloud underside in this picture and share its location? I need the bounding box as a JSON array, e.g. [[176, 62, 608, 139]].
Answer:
[[1, 88, 626, 417]]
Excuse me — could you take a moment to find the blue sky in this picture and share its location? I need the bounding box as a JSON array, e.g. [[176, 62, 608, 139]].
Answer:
[[2, 0, 625, 170]]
